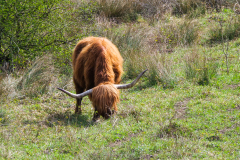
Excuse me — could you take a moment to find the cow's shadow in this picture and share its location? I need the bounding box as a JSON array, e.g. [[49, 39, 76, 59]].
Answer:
[[44, 111, 93, 127], [22, 111, 94, 127]]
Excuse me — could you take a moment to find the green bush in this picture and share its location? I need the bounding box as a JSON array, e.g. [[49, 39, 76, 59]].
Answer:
[[0, 0, 96, 72]]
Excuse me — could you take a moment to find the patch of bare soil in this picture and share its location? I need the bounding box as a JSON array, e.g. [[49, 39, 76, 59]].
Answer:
[[223, 84, 240, 90], [174, 98, 191, 119]]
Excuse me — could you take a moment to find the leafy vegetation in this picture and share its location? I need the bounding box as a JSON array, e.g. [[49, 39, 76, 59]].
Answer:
[[1, 0, 240, 159]]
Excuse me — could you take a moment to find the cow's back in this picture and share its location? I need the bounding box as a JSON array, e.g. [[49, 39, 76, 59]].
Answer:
[[72, 37, 123, 91]]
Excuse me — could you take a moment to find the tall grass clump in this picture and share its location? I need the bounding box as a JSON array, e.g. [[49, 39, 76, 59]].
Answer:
[[155, 18, 199, 50], [97, 0, 140, 22], [0, 75, 5, 96], [134, 0, 174, 23], [15, 55, 72, 98], [147, 53, 177, 88], [112, 27, 178, 87], [184, 48, 219, 85], [172, 0, 206, 18], [0, 76, 20, 99]]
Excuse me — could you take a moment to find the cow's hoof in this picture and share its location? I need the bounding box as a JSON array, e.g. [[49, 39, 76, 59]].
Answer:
[[92, 118, 100, 123]]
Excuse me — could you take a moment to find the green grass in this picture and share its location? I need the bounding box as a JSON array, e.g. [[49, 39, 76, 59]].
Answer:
[[1, 71, 240, 159]]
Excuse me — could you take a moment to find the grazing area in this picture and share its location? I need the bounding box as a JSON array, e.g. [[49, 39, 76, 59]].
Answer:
[[1, 0, 240, 159]]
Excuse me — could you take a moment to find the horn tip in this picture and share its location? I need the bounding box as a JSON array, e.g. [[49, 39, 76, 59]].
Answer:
[[57, 88, 63, 91], [143, 69, 148, 74]]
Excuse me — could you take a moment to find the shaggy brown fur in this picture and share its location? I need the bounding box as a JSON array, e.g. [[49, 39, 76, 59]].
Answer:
[[72, 37, 123, 120]]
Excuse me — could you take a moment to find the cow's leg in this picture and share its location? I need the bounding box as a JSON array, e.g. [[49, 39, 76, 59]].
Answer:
[[75, 97, 83, 114], [73, 79, 84, 114], [104, 108, 115, 119], [92, 108, 100, 122]]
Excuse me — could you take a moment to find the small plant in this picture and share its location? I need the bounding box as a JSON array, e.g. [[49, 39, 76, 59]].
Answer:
[[184, 49, 219, 85]]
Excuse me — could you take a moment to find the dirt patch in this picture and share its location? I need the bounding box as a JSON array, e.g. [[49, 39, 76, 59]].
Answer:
[[118, 105, 141, 121], [174, 98, 191, 119], [223, 84, 240, 90], [219, 122, 239, 134]]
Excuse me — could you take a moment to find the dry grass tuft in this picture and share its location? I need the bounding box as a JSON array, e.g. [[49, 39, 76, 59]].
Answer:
[[97, 0, 139, 22], [0, 55, 73, 99], [0, 74, 22, 99]]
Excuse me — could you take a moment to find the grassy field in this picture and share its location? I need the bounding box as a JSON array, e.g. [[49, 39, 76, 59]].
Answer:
[[1, 0, 240, 159], [1, 78, 240, 159]]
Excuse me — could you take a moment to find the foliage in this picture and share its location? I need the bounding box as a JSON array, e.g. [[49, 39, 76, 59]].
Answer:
[[0, 0, 96, 72], [0, 0, 59, 69]]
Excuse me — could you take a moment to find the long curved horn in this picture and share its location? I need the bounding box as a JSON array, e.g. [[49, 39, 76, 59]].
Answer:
[[114, 69, 148, 89], [57, 88, 93, 99], [58, 69, 148, 98]]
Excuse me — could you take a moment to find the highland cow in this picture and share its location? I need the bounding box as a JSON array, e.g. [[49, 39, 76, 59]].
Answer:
[[58, 37, 147, 121]]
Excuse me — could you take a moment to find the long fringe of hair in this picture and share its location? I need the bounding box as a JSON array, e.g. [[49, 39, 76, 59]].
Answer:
[[91, 84, 119, 117]]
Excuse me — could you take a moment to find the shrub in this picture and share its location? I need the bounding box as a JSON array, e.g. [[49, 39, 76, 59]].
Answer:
[[0, 0, 96, 72]]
